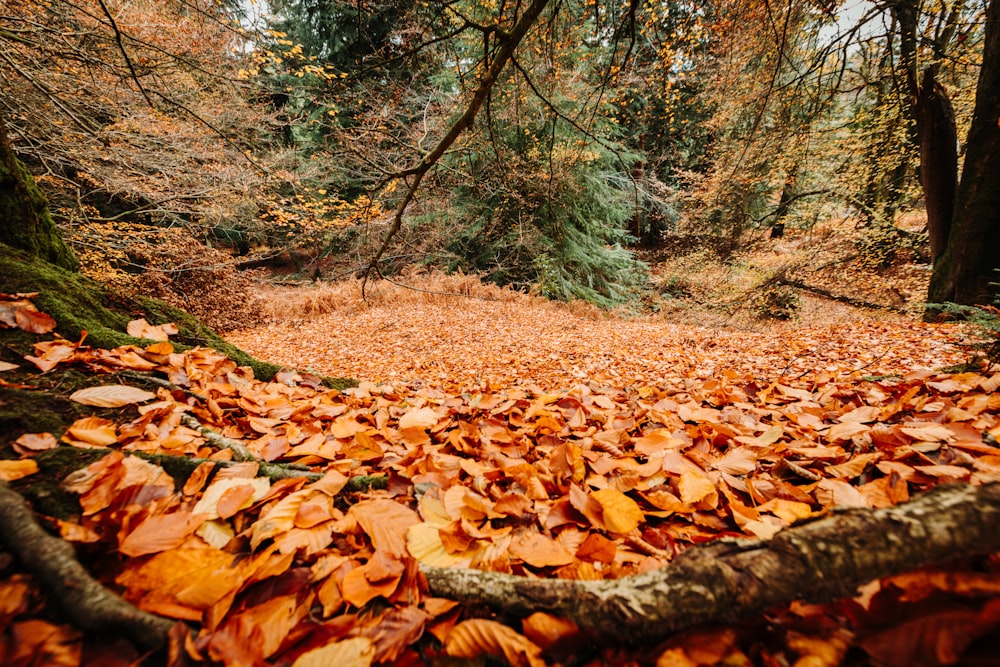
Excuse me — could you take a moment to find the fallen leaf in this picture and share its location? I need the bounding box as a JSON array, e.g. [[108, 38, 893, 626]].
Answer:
[[446, 618, 544, 667], [591, 488, 644, 534], [509, 532, 575, 567], [70, 385, 156, 407], [0, 459, 39, 481], [292, 637, 375, 667], [64, 416, 118, 447], [13, 432, 58, 455]]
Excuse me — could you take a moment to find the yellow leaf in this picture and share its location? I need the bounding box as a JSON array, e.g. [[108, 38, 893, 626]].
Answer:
[[591, 488, 644, 534], [677, 470, 718, 507], [0, 459, 39, 481], [406, 523, 478, 567]]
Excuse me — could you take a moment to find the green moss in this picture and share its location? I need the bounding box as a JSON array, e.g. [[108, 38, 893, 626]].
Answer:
[[0, 244, 288, 379], [0, 386, 78, 446], [0, 122, 77, 271]]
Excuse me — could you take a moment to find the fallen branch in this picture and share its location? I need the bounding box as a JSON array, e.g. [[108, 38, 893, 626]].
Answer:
[[776, 277, 906, 312], [423, 481, 1000, 642], [35, 446, 389, 490], [0, 480, 175, 649], [180, 414, 253, 462]]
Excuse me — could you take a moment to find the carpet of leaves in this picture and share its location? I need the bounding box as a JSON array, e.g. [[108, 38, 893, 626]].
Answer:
[[226, 283, 964, 394], [2, 292, 1000, 666]]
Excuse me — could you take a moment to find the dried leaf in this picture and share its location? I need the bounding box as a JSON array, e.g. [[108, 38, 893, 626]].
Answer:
[[70, 385, 156, 407], [13, 432, 58, 455], [446, 619, 544, 667], [292, 637, 375, 667], [64, 416, 118, 447], [591, 488, 644, 534], [0, 459, 39, 481], [509, 532, 575, 568]]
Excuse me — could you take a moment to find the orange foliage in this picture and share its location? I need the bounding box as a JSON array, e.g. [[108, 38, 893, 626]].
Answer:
[[1, 297, 999, 665]]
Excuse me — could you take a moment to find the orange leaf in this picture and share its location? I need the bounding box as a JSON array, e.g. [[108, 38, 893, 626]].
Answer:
[[119, 512, 207, 557], [217, 484, 256, 520], [522, 612, 580, 650], [575, 532, 617, 563], [15, 306, 57, 334], [0, 459, 39, 481], [509, 532, 575, 568], [591, 488, 644, 534], [292, 637, 375, 667], [677, 470, 718, 508], [446, 619, 544, 667], [64, 416, 117, 447], [13, 432, 58, 455], [350, 498, 421, 558]]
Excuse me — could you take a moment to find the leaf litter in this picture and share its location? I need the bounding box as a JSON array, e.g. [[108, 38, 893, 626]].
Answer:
[[2, 300, 1000, 666]]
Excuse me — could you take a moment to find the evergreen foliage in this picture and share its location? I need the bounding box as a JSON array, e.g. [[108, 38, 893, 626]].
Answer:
[[441, 115, 647, 307]]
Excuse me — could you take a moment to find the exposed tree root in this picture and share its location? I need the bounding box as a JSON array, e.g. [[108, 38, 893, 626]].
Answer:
[[0, 480, 175, 650], [423, 481, 1000, 643]]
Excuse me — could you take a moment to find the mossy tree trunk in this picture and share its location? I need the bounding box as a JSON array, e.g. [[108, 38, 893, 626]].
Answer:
[[0, 115, 78, 271], [927, 0, 1000, 306]]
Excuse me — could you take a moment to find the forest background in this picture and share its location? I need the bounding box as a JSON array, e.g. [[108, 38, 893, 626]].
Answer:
[[1, 0, 997, 323]]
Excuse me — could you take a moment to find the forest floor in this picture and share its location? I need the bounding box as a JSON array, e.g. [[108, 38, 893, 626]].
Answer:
[[226, 216, 969, 394], [4, 217, 1000, 667]]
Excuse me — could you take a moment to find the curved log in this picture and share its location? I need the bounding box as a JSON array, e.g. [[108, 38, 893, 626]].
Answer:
[[424, 481, 1000, 642]]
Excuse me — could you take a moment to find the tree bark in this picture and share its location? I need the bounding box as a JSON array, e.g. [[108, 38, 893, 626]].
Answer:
[[916, 67, 958, 263], [928, 0, 1000, 306], [424, 481, 1000, 643], [0, 115, 78, 270]]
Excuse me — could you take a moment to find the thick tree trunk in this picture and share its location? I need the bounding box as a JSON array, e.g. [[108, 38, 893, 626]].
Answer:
[[916, 67, 958, 262], [424, 482, 1000, 643], [928, 0, 1000, 306], [0, 115, 78, 271]]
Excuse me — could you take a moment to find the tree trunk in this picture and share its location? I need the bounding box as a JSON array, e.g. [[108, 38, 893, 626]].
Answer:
[[928, 0, 1000, 306], [0, 115, 78, 271], [916, 67, 958, 263]]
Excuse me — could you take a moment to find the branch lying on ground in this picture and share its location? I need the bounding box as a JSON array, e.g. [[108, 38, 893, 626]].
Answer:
[[777, 277, 906, 312], [35, 445, 388, 489], [423, 481, 1000, 642], [0, 480, 175, 650]]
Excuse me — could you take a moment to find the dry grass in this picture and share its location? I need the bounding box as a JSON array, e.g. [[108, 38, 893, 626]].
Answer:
[[256, 268, 608, 322]]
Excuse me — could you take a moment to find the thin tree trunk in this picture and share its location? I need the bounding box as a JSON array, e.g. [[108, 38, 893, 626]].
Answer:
[[916, 67, 958, 263]]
